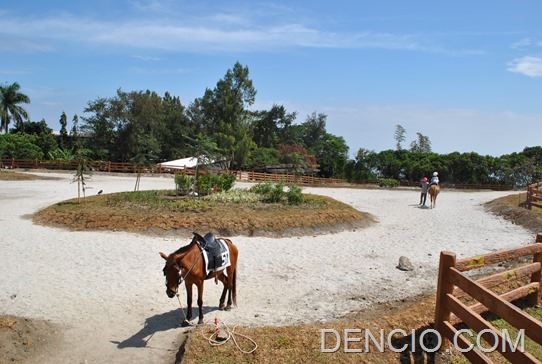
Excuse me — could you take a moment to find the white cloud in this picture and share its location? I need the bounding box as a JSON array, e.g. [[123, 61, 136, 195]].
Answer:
[[511, 38, 534, 50], [0, 9, 476, 55], [507, 56, 542, 77]]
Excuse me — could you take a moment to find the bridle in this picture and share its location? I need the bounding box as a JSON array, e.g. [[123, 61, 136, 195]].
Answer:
[[163, 247, 204, 292]]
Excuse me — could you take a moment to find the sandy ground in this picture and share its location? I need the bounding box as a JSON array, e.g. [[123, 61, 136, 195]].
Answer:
[[0, 172, 535, 363]]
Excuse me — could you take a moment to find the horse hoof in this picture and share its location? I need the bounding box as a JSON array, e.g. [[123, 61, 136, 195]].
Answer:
[[219, 305, 225, 311], [224, 306, 232, 311], [197, 319, 204, 325], [181, 320, 191, 327]]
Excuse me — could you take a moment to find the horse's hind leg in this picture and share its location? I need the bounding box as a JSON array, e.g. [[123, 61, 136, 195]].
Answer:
[[217, 272, 230, 310]]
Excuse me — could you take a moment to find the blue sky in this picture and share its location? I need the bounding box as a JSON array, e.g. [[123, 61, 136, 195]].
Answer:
[[1, 1, 541, 158]]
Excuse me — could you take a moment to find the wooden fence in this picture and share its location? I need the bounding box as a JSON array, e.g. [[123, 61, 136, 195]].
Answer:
[[434, 234, 542, 363], [236, 171, 347, 184], [0, 158, 346, 184], [527, 181, 542, 209], [0, 157, 523, 188]]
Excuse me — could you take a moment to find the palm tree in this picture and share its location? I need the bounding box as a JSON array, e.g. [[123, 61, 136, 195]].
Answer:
[[0, 82, 31, 133]]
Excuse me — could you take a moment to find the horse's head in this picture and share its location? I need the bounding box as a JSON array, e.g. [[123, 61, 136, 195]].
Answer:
[[159, 252, 182, 298]]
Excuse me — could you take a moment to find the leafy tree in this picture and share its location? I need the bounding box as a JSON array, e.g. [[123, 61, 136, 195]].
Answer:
[[0, 133, 43, 159], [59, 112, 69, 149], [276, 144, 317, 175], [300, 112, 327, 150], [522, 146, 542, 181], [252, 104, 297, 148], [81, 97, 117, 161], [346, 148, 377, 182], [373, 149, 406, 180], [159, 92, 190, 161], [198, 62, 257, 169], [394, 124, 406, 150], [183, 133, 220, 196], [409, 132, 432, 153], [403, 152, 430, 181], [72, 155, 92, 203], [131, 135, 160, 191], [444, 152, 491, 184], [494, 152, 538, 186], [12, 119, 57, 158], [0, 82, 30, 133], [244, 147, 281, 170], [70, 114, 80, 151], [113, 89, 163, 162], [312, 133, 349, 178], [82, 89, 169, 162]]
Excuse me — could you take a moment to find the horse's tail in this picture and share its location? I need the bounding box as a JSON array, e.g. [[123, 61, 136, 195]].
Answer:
[[232, 264, 237, 306], [227, 238, 238, 307]]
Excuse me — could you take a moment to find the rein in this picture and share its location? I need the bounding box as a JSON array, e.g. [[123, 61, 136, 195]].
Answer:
[[177, 246, 203, 285]]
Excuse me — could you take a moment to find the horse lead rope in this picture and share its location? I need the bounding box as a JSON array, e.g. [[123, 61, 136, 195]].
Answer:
[[201, 318, 258, 354], [175, 247, 257, 354]]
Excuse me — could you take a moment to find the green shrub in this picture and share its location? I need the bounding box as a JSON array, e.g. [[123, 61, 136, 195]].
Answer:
[[378, 178, 400, 188], [176, 172, 236, 196], [250, 181, 274, 195], [287, 184, 304, 205], [267, 181, 286, 203], [196, 173, 218, 195], [217, 173, 236, 192], [250, 181, 306, 204], [175, 173, 193, 195], [0, 133, 44, 159]]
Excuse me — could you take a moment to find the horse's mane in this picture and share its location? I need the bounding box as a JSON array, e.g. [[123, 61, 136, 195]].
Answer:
[[171, 240, 196, 257]]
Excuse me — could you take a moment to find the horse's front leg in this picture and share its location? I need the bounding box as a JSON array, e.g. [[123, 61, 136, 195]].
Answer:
[[196, 281, 205, 325], [182, 281, 193, 327]]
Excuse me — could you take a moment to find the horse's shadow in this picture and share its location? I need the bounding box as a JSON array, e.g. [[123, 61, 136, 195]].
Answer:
[[111, 305, 221, 350]]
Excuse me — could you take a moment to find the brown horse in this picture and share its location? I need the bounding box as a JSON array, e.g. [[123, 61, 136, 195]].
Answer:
[[428, 184, 440, 209], [160, 233, 238, 326]]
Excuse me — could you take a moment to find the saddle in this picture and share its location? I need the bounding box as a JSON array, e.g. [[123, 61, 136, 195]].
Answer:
[[192, 232, 231, 277]]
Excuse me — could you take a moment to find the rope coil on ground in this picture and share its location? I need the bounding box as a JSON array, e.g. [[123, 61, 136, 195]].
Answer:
[[201, 318, 258, 354], [176, 293, 257, 353]]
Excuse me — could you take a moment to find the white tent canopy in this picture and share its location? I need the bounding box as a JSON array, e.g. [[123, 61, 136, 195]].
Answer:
[[157, 157, 215, 170], [158, 157, 198, 170]]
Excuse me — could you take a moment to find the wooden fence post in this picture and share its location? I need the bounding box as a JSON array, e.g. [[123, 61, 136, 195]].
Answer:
[[529, 234, 542, 306], [434, 251, 456, 350]]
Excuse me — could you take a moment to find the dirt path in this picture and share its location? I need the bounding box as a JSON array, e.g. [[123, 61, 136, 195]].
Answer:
[[0, 172, 534, 363]]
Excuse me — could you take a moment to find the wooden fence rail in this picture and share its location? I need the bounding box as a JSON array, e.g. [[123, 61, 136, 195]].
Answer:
[[0, 157, 523, 188], [434, 234, 542, 363], [527, 181, 542, 210], [0, 158, 346, 184]]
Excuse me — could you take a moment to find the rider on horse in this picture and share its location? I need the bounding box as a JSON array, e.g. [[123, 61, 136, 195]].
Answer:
[[430, 171, 439, 186]]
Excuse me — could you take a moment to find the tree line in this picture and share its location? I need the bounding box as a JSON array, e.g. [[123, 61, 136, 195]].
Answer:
[[1, 63, 541, 187]]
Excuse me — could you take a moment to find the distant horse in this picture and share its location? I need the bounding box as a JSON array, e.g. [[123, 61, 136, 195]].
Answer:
[[429, 184, 440, 209], [160, 232, 238, 326]]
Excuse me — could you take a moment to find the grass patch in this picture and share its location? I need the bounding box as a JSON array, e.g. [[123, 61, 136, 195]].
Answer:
[[33, 188, 373, 237], [446, 304, 542, 364], [0, 169, 43, 180]]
